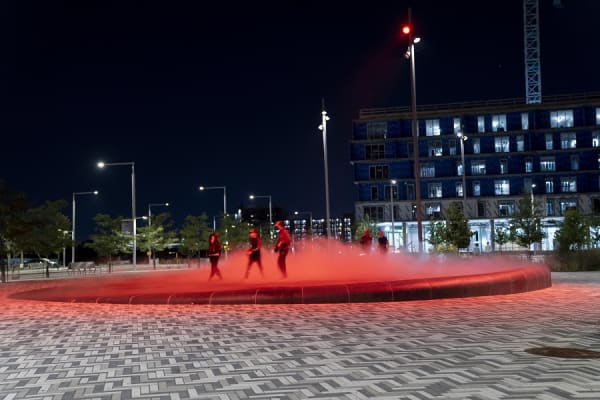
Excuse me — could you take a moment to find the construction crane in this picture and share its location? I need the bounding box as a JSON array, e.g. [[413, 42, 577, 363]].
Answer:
[[523, 0, 564, 104]]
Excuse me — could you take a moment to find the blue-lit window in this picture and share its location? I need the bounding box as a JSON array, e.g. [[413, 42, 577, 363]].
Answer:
[[498, 201, 514, 217], [517, 135, 524, 151], [363, 206, 384, 221], [472, 160, 486, 175], [560, 177, 577, 193], [473, 138, 481, 154], [560, 132, 576, 149], [492, 115, 507, 132], [457, 161, 464, 176], [521, 113, 529, 130], [477, 116, 485, 133], [571, 155, 579, 171], [420, 163, 435, 177], [369, 165, 389, 179], [473, 181, 481, 197], [428, 183, 442, 198], [370, 186, 379, 200], [429, 140, 443, 156], [448, 139, 457, 156], [366, 144, 385, 159], [550, 110, 574, 128], [426, 203, 441, 218], [425, 119, 441, 136], [367, 122, 387, 139], [384, 185, 398, 201], [494, 136, 510, 152], [494, 180, 510, 195], [545, 134, 553, 150], [593, 131, 600, 147], [453, 118, 461, 134], [546, 200, 554, 216], [525, 157, 533, 173], [540, 157, 555, 172], [559, 199, 577, 215], [597, 108, 600, 125], [456, 182, 463, 198], [545, 178, 554, 194], [500, 159, 508, 174]]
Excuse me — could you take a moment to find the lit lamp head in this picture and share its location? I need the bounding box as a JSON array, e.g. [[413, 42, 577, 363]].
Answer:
[[97, 161, 105, 168]]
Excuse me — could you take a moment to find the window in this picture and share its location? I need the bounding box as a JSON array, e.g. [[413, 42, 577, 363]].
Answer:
[[477, 116, 485, 133], [426, 203, 441, 218], [406, 183, 415, 200], [366, 144, 384, 159], [457, 161, 464, 176], [370, 186, 379, 200], [559, 199, 577, 215], [367, 122, 387, 139], [525, 157, 533, 173], [473, 181, 481, 197], [492, 114, 507, 132], [571, 155, 579, 171], [593, 131, 600, 147], [546, 200, 555, 216], [560, 132, 576, 149], [521, 113, 529, 130], [517, 135, 524, 152], [494, 179, 510, 195], [429, 140, 443, 156], [498, 201, 515, 217], [545, 177, 554, 194], [384, 185, 398, 200], [524, 178, 532, 193], [363, 206, 384, 221], [477, 201, 486, 217], [494, 136, 510, 152], [453, 118, 461, 134], [425, 119, 441, 136], [500, 159, 508, 174], [560, 177, 577, 193], [456, 182, 463, 198], [594, 198, 600, 214], [407, 142, 414, 157], [473, 138, 480, 154], [428, 183, 442, 198], [420, 163, 435, 177], [550, 110, 574, 128], [448, 139, 456, 155], [471, 160, 486, 175], [369, 165, 389, 179], [597, 108, 600, 125], [545, 134, 553, 150], [540, 157, 556, 172]]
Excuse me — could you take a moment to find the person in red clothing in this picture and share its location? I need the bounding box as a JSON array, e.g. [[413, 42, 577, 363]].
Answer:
[[244, 228, 263, 278], [359, 229, 372, 252], [207, 232, 223, 280], [273, 220, 291, 278]]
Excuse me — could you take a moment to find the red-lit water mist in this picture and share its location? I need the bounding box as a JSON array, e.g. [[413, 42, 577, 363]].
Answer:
[[10, 239, 551, 304]]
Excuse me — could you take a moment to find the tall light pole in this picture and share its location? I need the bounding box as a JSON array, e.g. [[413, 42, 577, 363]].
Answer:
[[318, 98, 332, 239], [390, 180, 397, 251], [97, 161, 137, 268], [249, 194, 272, 238], [199, 186, 227, 217], [457, 131, 468, 211], [72, 190, 98, 264], [402, 9, 422, 251]]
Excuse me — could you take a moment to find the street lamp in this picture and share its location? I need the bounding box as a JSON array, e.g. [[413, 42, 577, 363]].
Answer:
[[249, 194, 272, 238], [199, 186, 227, 217], [402, 9, 422, 251], [390, 180, 397, 251], [72, 190, 98, 265], [457, 131, 468, 209], [531, 183, 537, 214], [318, 99, 332, 239], [294, 211, 313, 239], [148, 202, 169, 227], [97, 160, 137, 268]]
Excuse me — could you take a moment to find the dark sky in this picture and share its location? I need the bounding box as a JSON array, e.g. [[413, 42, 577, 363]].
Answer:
[[2, 0, 600, 239]]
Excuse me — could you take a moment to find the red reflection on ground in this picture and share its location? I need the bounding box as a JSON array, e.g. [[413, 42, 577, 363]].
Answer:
[[9, 239, 551, 304]]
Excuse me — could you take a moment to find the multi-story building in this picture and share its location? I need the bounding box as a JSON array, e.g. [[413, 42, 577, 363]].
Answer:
[[350, 93, 600, 252]]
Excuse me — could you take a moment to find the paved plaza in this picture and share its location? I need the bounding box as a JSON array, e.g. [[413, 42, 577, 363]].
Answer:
[[1, 272, 599, 399]]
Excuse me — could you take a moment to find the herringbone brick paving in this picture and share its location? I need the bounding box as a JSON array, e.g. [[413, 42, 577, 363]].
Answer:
[[0, 272, 599, 399]]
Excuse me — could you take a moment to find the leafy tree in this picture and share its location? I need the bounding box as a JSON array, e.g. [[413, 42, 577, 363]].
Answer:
[[509, 194, 545, 256], [444, 202, 471, 250], [554, 208, 589, 254], [354, 216, 377, 242], [0, 182, 29, 282], [426, 219, 447, 252], [494, 226, 511, 253], [178, 214, 210, 259], [85, 214, 130, 272], [218, 214, 251, 251], [137, 212, 176, 268]]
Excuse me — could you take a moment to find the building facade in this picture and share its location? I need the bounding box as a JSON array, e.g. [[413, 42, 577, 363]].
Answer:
[[350, 93, 600, 252]]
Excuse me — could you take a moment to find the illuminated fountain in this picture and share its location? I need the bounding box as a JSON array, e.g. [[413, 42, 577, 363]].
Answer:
[[10, 239, 551, 305]]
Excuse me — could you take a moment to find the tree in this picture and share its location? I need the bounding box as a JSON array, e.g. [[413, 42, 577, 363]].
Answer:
[[444, 202, 471, 250], [218, 214, 251, 251], [137, 212, 176, 269], [509, 194, 545, 256], [354, 216, 377, 242], [85, 214, 130, 272], [495, 226, 511, 253], [0, 182, 29, 282], [554, 208, 589, 254], [178, 214, 210, 260], [426, 219, 447, 252]]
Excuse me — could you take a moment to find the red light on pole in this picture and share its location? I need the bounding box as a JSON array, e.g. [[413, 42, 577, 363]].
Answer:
[[401, 25, 411, 35]]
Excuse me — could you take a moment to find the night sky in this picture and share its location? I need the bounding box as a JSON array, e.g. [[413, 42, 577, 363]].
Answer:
[[3, 0, 600, 239]]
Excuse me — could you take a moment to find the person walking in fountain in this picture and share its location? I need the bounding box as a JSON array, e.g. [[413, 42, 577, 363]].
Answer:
[[377, 228, 389, 254], [359, 229, 372, 253], [207, 232, 223, 280], [273, 220, 291, 278], [244, 228, 264, 278]]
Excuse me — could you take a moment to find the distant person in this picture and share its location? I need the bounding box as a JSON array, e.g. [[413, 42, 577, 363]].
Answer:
[[207, 232, 223, 280], [273, 220, 291, 278], [359, 229, 372, 252], [244, 228, 264, 278], [377, 229, 389, 253]]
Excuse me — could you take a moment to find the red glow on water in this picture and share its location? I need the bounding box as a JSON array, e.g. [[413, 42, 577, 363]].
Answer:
[[10, 239, 551, 304]]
